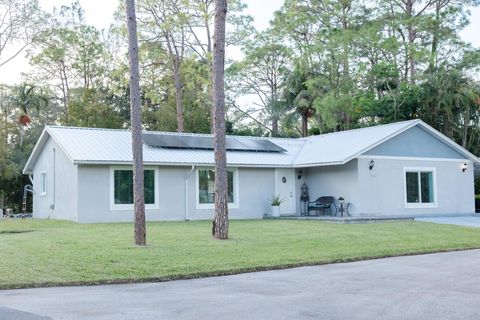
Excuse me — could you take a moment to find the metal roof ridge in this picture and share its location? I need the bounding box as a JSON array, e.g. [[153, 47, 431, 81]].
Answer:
[[47, 125, 308, 142], [46, 125, 129, 132], [305, 119, 419, 140]]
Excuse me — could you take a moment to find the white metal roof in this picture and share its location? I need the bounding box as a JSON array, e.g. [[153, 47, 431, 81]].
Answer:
[[23, 119, 480, 174]]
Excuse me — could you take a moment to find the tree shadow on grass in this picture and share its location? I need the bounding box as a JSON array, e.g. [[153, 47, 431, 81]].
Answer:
[[0, 230, 35, 235]]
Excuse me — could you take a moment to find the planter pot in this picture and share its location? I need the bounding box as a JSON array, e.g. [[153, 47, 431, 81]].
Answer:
[[271, 205, 280, 218]]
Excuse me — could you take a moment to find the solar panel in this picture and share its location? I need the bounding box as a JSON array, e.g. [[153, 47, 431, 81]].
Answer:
[[237, 139, 286, 153], [226, 138, 250, 151], [142, 134, 285, 153]]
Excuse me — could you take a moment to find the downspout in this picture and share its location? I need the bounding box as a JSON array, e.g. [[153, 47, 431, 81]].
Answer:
[[50, 148, 56, 210], [185, 165, 195, 221]]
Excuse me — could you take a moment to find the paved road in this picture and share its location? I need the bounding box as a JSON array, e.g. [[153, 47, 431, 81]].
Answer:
[[1, 250, 480, 320], [416, 216, 480, 228]]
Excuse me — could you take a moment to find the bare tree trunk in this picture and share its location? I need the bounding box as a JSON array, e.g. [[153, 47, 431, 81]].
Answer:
[[301, 113, 308, 137], [60, 60, 70, 124], [462, 109, 469, 148], [164, 29, 185, 133], [125, 0, 146, 246], [19, 125, 24, 147], [208, 62, 214, 133], [428, 0, 442, 73], [203, 5, 215, 134], [272, 116, 279, 137], [341, 2, 350, 80], [212, 0, 228, 240], [406, 0, 416, 83], [172, 57, 185, 132]]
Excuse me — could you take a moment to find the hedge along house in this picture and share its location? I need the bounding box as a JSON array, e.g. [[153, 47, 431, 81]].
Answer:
[[23, 119, 479, 223]]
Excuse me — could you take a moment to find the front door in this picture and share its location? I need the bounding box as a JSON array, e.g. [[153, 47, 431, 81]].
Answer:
[[275, 169, 295, 215]]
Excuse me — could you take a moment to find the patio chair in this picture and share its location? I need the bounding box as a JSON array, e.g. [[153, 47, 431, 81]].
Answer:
[[307, 196, 337, 216]]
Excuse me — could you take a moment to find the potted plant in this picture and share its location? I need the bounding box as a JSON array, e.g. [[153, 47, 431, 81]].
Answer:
[[270, 195, 283, 218]]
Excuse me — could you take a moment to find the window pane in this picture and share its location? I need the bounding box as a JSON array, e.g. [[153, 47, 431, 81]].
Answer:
[[144, 170, 155, 204], [114, 170, 133, 204], [420, 172, 433, 203], [199, 169, 215, 204], [41, 173, 46, 193], [228, 171, 234, 202], [114, 170, 155, 205], [198, 169, 234, 204], [406, 172, 419, 203]]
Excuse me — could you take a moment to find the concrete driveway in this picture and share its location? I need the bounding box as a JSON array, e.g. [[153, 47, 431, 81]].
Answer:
[[415, 216, 480, 228], [1, 249, 480, 320]]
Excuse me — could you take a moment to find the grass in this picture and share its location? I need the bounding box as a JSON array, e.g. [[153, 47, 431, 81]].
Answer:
[[1, 219, 480, 289]]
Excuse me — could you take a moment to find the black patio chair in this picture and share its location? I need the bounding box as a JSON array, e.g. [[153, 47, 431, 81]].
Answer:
[[307, 196, 337, 216]]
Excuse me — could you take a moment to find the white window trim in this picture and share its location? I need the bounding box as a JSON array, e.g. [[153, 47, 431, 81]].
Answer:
[[40, 171, 47, 196], [403, 167, 437, 209], [195, 167, 239, 210], [109, 166, 159, 211]]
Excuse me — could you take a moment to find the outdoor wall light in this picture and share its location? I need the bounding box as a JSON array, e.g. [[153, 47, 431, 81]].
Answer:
[[462, 163, 468, 172], [298, 170, 303, 179], [369, 160, 375, 170]]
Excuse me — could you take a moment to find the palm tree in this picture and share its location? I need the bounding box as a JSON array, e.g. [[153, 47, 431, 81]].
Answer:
[[13, 84, 48, 147]]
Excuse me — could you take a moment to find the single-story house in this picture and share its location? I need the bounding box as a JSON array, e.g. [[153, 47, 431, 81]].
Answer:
[[23, 119, 479, 223]]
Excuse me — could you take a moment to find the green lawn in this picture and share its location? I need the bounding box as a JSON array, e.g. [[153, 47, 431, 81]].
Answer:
[[1, 219, 480, 289]]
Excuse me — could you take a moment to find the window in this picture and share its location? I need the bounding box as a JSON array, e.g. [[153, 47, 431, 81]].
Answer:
[[40, 171, 47, 196], [111, 167, 158, 210], [197, 168, 237, 208], [405, 168, 436, 207]]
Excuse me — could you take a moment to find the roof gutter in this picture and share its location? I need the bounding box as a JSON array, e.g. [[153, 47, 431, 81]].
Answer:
[[72, 160, 294, 169]]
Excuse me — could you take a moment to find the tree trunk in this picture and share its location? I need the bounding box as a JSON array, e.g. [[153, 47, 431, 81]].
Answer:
[[428, 1, 441, 73], [164, 30, 185, 133], [60, 60, 70, 124], [125, 0, 146, 246], [462, 109, 469, 148], [19, 125, 24, 148], [406, 0, 416, 83], [212, 0, 228, 240], [208, 61, 214, 133], [272, 116, 279, 137], [172, 57, 185, 132], [204, 7, 215, 134], [341, 1, 350, 80], [301, 113, 308, 137]]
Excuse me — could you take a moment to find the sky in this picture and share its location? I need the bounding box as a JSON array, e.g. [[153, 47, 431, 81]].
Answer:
[[0, 0, 479, 85]]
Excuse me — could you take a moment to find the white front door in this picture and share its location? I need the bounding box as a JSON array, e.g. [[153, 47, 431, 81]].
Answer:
[[275, 169, 296, 215]]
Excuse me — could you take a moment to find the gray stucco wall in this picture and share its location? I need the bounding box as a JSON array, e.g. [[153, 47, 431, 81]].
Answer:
[[364, 126, 465, 159], [76, 165, 275, 223], [302, 156, 474, 217], [358, 125, 475, 216], [188, 167, 275, 220], [304, 159, 360, 215], [32, 137, 78, 221], [356, 158, 474, 216]]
